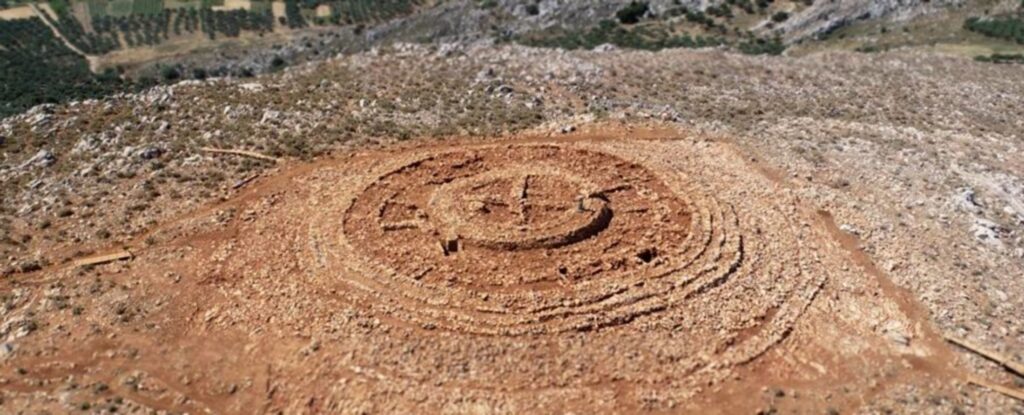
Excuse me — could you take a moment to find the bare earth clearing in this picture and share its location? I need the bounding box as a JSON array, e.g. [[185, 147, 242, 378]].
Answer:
[[1, 44, 1023, 413]]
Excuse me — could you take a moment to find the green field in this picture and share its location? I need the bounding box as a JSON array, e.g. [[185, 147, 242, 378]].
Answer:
[[107, 0, 135, 16], [130, 0, 162, 14]]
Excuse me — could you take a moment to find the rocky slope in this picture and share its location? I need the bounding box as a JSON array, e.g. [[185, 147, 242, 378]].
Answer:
[[773, 0, 967, 41], [122, 0, 990, 81]]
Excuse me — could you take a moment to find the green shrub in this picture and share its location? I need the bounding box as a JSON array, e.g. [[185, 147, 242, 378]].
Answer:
[[270, 55, 286, 70], [616, 1, 648, 25], [518, 19, 723, 51], [685, 9, 716, 28], [964, 16, 1024, 44], [727, 0, 755, 14], [707, 4, 734, 18], [738, 36, 785, 55], [160, 65, 181, 81], [975, 53, 1024, 63]]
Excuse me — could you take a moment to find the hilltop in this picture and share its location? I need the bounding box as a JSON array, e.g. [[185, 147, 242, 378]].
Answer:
[[1, 1, 1024, 414], [1, 42, 1024, 412]]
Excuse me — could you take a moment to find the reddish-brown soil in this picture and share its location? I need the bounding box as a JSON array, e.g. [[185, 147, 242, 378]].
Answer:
[[0, 128, 966, 413]]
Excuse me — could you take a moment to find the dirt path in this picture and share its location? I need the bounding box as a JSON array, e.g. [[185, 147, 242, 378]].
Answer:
[[29, 3, 100, 72], [0, 5, 35, 20]]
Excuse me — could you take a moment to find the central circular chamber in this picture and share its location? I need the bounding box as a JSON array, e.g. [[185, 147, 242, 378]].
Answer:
[[426, 167, 612, 252]]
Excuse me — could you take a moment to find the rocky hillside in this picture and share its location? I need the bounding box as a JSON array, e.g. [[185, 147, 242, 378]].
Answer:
[[4, 0, 1017, 118], [168, 0, 1024, 100], [772, 0, 966, 41]]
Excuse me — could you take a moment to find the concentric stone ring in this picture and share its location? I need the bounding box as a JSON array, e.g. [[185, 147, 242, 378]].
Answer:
[[296, 141, 817, 344], [289, 139, 830, 396]]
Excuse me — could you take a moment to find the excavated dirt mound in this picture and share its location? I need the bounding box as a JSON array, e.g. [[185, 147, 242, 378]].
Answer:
[[0, 132, 958, 413]]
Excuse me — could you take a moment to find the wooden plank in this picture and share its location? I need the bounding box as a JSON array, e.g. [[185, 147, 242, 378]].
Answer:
[[73, 250, 133, 267], [232, 173, 260, 189], [946, 335, 1024, 377], [967, 376, 1024, 402]]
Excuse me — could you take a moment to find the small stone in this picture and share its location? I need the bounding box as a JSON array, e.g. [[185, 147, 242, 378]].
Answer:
[[971, 218, 1003, 247], [238, 83, 264, 92], [882, 320, 911, 346], [138, 146, 163, 160], [301, 339, 321, 356], [956, 188, 982, 213], [261, 110, 282, 124], [475, 67, 495, 81], [839, 224, 860, 236], [19, 149, 56, 169], [991, 289, 1008, 302]]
